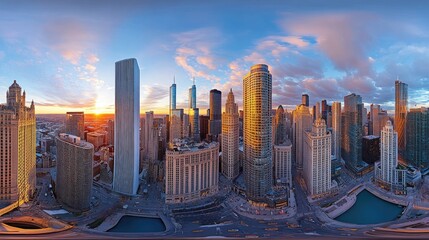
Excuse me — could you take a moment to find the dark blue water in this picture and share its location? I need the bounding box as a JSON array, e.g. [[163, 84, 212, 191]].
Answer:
[[335, 190, 404, 225], [108, 216, 166, 233]]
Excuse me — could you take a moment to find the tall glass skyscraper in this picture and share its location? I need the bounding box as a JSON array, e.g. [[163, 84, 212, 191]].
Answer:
[[332, 102, 341, 161], [113, 58, 140, 195], [341, 93, 364, 172], [209, 89, 222, 137], [406, 107, 429, 169], [243, 64, 272, 202], [395, 80, 408, 151]]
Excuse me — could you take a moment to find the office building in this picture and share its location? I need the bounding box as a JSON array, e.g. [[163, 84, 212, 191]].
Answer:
[[87, 132, 105, 150], [293, 104, 312, 169], [274, 105, 286, 145], [406, 107, 429, 169], [189, 78, 196, 109], [221, 89, 239, 180], [199, 115, 209, 140], [65, 112, 84, 139], [304, 118, 331, 196], [209, 89, 222, 138], [165, 141, 219, 204], [189, 108, 200, 142], [113, 58, 140, 195], [243, 64, 273, 201], [374, 121, 406, 192], [107, 120, 114, 145], [273, 139, 292, 187], [302, 94, 309, 107], [170, 109, 184, 142], [56, 133, 93, 212], [332, 102, 341, 161], [342, 93, 364, 172], [362, 135, 380, 165], [0, 80, 36, 205], [395, 80, 408, 151]]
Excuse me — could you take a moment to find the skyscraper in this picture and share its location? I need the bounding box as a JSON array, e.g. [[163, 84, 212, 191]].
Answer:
[[332, 102, 341, 161], [375, 121, 406, 191], [170, 109, 184, 142], [189, 78, 196, 109], [342, 93, 364, 172], [170, 77, 177, 116], [144, 111, 154, 160], [107, 119, 114, 145], [274, 105, 286, 145], [189, 108, 200, 142], [302, 94, 309, 107], [221, 89, 239, 180], [209, 89, 222, 138], [273, 139, 292, 187], [56, 133, 93, 212], [395, 80, 408, 151], [0, 80, 36, 205], [304, 118, 331, 196], [293, 104, 312, 169], [65, 112, 84, 139], [406, 107, 429, 169], [113, 58, 140, 195], [243, 64, 273, 201]]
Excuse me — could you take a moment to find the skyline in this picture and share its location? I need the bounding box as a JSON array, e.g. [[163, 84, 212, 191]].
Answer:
[[1, 0, 429, 114]]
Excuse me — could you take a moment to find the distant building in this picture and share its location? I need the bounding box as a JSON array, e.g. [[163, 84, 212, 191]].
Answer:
[[274, 105, 286, 145], [406, 107, 429, 169], [302, 94, 309, 107], [87, 132, 105, 151], [65, 112, 84, 139], [107, 120, 114, 145], [304, 118, 331, 196], [56, 133, 93, 212], [273, 139, 292, 187], [374, 121, 406, 194], [221, 89, 239, 180], [362, 135, 380, 165], [113, 58, 140, 195], [209, 89, 222, 138], [165, 141, 219, 204], [170, 109, 184, 142], [0, 80, 36, 205], [189, 108, 200, 142], [243, 64, 273, 202], [199, 115, 209, 141]]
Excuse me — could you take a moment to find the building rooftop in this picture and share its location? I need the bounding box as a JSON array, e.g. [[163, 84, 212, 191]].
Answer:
[[58, 133, 93, 149], [274, 138, 292, 147], [363, 135, 380, 140], [168, 138, 218, 152]]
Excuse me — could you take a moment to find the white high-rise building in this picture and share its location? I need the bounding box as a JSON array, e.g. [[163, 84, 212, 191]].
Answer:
[[243, 64, 273, 201], [113, 58, 140, 195], [332, 102, 341, 160], [221, 89, 239, 180], [375, 120, 406, 191], [304, 118, 331, 196]]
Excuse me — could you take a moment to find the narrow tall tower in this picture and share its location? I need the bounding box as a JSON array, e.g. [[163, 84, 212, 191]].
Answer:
[[209, 89, 222, 138], [395, 80, 408, 151], [221, 89, 239, 180], [243, 64, 272, 201], [293, 104, 312, 169], [332, 102, 341, 161], [169, 77, 177, 119], [274, 105, 286, 145], [380, 121, 398, 183], [113, 58, 140, 195]]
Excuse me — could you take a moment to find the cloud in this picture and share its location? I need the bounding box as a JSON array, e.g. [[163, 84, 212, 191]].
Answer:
[[43, 19, 96, 64], [141, 84, 169, 110], [174, 28, 222, 82]]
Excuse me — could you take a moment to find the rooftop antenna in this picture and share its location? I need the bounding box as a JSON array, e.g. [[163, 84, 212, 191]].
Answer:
[[173, 75, 175, 84], [193, 77, 195, 86]]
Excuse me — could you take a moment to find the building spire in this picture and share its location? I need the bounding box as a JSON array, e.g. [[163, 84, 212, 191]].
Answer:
[[173, 75, 175, 84], [193, 77, 195, 86]]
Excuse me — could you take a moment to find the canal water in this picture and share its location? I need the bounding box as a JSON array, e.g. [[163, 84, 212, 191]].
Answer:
[[107, 215, 166, 233], [335, 190, 404, 225]]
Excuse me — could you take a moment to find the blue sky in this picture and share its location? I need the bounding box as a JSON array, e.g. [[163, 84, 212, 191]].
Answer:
[[0, 0, 428, 114]]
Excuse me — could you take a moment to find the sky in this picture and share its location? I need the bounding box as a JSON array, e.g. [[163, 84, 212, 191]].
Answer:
[[0, 0, 428, 114]]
